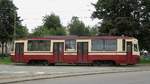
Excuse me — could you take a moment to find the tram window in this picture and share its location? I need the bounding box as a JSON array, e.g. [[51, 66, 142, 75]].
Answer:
[[122, 39, 125, 51], [28, 40, 50, 51], [104, 40, 117, 51], [134, 44, 138, 52], [91, 39, 104, 51], [65, 39, 76, 51]]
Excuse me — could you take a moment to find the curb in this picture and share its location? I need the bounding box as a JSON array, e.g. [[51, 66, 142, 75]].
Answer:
[[1, 69, 150, 84]]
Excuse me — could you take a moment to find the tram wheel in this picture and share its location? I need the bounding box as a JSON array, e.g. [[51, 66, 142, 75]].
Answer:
[[49, 63, 55, 66]]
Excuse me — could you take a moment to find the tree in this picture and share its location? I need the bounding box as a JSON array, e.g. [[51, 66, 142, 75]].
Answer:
[[92, 0, 150, 50], [32, 26, 53, 37], [138, 27, 150, 51], [138, 0, 150, 51], [43, 14, 62, 30], [0, 0, 17, 55], [140, 0, 150, 25], [68, 16, 90, 36], [32, 14, 66, 37], [55, 27, 66, 35], [92, 0, 140, 20], [92, 0, 140, 36], [15, 17, 28, 39], [89, 26, 99, 36], [32, 26, 66, 37], [98, 20, 114, 35], [114, 17, 140, 37]]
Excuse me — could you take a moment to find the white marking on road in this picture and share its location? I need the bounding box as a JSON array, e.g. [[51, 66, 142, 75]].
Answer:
[[13, 71, 28, 74], [35, 72, 45, 75], [0, 71, 28, 74]]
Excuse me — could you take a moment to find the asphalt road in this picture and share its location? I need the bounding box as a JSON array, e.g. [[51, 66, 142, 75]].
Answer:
[[11, 71, 150, 84], [1, 64, 149, 79]]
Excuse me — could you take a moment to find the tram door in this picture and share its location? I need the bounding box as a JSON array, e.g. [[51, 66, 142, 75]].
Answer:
[[15, 43, 24, 62], [53, 42, 64, 63], [126, 42, 133, 64], [77, 42, 88, 63]]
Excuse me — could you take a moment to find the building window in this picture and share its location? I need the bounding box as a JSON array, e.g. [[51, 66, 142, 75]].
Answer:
[[65, 39, 76, 51], [91, 39, 117, 51], [28, 40, 50, 51]]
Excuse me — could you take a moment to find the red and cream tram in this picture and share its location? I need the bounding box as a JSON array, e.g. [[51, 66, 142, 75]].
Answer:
[[11, 36, 140, 65]]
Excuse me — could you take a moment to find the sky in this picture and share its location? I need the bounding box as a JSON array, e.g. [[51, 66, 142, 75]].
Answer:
[[13, 0, 99, 32]]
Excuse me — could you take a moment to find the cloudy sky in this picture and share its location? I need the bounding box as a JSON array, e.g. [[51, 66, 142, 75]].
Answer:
[[13, 0, 99, 32]]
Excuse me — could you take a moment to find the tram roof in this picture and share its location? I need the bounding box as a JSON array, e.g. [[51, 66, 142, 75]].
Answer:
[[27, 36, 136, 40]]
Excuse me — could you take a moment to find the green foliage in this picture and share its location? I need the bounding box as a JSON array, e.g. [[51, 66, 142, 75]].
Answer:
[[92, 0, 139, 20], [140, 0, 150, 24], [32, 26, 66, 37], [0, 56, 12, 64], [43, 14, 62, 29], [15, 25, 28, 39], [98, 20, 114, 35], [138, 27, 150, 51], [114, 17, 140, 36], [33, 15, 98, 37], [15, 17, 28, 39], [92, 0, 140, 36], [68, 16, 91, 36], [55, 27, 66, 35], [138, 0, 150, 51], [32, 14, 66, 37], [140, 56, 150, 64], [0, 0, 17, 55], [89, 26, 99, 36], [32, 26, 53, 37], [0, 0, 17, 42]]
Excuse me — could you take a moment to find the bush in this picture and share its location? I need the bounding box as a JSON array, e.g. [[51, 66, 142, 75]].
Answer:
[[0, 55, 12, 64], [0, 54, 10, 57], [140, 56, 150, 64]]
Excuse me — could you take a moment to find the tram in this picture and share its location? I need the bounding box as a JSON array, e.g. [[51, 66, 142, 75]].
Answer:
[[11, 36, 140, 65]]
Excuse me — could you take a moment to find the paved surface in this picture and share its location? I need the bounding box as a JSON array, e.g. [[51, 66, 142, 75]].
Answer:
[[11, 71, 150, 84], [0, 64, 150, 84]]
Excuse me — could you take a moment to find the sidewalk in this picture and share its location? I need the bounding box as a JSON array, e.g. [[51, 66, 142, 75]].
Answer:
[[0, 65, 150, 84]]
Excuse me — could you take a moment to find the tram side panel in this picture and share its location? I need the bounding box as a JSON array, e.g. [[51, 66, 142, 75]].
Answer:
[[23, 52, 54, 64], [24, 39, 55, 64], [88, 38, 140, 65], [11, 40, 26, 63], [11, 37, 140, 65]]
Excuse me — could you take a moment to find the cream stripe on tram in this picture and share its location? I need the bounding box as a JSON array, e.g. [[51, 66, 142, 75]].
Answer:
[[64, 53, 77, 55], [24, 52, 53, 55], [88, 52, 126, 55]]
